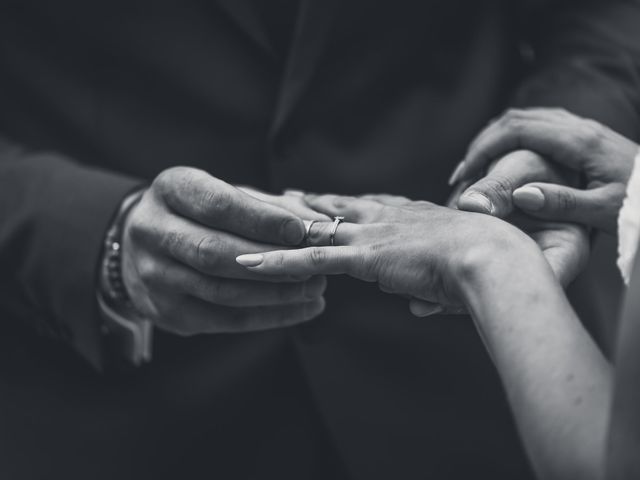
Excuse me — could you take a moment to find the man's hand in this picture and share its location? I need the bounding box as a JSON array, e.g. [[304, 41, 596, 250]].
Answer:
[[121, 167, 327, 336], [452, 150, 590, 287]]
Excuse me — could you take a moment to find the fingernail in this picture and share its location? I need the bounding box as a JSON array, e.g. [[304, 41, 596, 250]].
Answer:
[[236, 254, 264, 267], [460, 191, 493, 214], [513, 186, 545, 211], [284, 189, 304, 197], [282, 218, 305, 245], [410, 302, 444, 318], [448, 161, 465, 186]]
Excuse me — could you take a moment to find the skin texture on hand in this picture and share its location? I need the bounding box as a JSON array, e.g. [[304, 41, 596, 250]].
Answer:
[[457, 244, 611, 480], [237, 192, 611, 480], [237, 193, 538, 309], [451, 149, 590, 288], [121, 166, 327, 336], [451, 108, 639, 234]]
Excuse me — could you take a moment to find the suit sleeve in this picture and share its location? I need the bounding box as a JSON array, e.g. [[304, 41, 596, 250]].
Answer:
[[512, 0, 640, 140], [0, 137, 142, 370]]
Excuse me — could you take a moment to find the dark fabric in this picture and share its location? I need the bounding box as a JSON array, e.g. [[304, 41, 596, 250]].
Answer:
[[252, 0, 300, 59], [0, 1, 640, 479]]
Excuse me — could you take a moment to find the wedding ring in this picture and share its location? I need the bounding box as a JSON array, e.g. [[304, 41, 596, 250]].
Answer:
[[329, 216, 345, 246], [303, 220, 317, 246]]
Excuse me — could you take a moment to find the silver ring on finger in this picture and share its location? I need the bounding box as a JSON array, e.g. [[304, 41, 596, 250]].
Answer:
[[303, 220, 317, 246], [329, 216, 345, 246]]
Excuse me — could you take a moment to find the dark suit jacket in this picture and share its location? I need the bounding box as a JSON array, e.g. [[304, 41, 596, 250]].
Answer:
[[1, 1, 639, 479]]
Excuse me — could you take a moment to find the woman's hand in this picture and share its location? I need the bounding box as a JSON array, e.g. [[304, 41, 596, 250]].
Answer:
[[449, 108, 639, 234], [236, 194, 542, 310]]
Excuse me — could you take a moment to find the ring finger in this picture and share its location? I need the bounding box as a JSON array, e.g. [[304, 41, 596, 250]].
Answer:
[[305, 219, 360, 246]]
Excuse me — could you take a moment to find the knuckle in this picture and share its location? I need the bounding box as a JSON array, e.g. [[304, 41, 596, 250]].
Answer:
[[579, 119, 604, 152], [271, 251, 286, 270], [358, 247, 379, 282], [481, 175, 515, 202], [356, 203, 383, 223], [126, 215, 149, 244], [554, 107, 570, 117], [332, 195, 354, 209], [161, 229, 184, 257], [194, 235, 220, 271], [151, 169, 173, 193], [137, 258, 158, 284], [124, 203, 157, 245], [501, 109, 525, 128], [503, 108, 522, 120], [307, 247, 326, 266], [153, 167, 188, 197], [555, 189, 577, 212], [202, 189, 234, 216]]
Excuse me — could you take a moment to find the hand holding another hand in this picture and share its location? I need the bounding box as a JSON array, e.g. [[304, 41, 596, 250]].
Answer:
[[121, 167, 328, 336], [451, 108, 639, 234], [236, 194, 543, 313], [450, 148, 590, 288]]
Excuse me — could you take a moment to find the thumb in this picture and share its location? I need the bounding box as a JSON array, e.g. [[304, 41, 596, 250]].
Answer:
[[512, 182, 626, 234], [457, 150, 564, 218]]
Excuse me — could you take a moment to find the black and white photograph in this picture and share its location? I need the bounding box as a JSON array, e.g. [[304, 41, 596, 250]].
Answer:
[[1, 1, 640, 479]]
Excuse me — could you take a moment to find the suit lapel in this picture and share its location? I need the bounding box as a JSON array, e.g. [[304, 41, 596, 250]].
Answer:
[[214, 0, 334, 144], [270, 0, 335, 143], [215, 0, 277, 58]]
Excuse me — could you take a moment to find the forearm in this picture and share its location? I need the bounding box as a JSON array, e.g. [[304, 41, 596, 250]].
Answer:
[[457, 244, 611, 480]]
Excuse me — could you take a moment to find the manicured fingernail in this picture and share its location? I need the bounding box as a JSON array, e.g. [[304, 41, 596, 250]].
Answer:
[[460, 191, 493, 214], [513, 186, 545, 211], [448, 161, 466, 186], [410, 302, 444, 318], [236, 254, 264, 267], [282, 218, 305, 245]]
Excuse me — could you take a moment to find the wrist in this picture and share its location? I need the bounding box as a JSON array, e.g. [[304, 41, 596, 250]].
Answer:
[[100, 188, 146, 304], [98, 187, 153, 366], [451, 227, 543, 305]]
